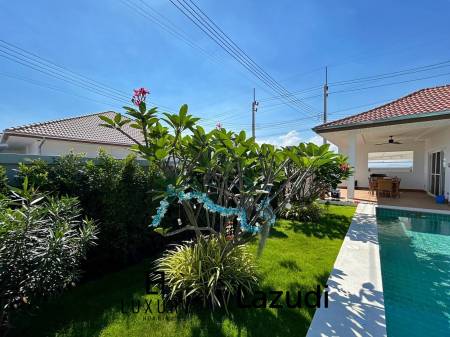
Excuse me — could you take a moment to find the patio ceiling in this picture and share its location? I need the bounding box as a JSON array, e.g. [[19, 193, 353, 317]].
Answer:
[[319, 118, 450, 149]]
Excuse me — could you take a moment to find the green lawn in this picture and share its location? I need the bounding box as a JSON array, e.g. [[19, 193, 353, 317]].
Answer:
[[11, 205, 355, 337]]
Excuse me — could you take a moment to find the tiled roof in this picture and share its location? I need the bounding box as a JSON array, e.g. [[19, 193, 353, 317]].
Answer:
[[3, 112, 144, 146], [314, 84, 450, 131]]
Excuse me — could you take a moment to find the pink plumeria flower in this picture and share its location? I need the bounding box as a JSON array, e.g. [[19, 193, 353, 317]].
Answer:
[[131, 87, 150, 106]]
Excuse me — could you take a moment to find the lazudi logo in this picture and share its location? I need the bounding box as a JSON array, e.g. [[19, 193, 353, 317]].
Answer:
[[236, 285, 328, 309], [121, 270, 329, 315], [121, 270, 184, 315], [120, 269, 329, 314]]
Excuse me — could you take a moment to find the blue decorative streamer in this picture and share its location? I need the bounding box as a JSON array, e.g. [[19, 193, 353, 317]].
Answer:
[[150, 185, 276, 233]]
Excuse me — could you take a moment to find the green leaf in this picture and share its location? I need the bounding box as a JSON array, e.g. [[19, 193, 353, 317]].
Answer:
[[98, 115, 114, 126], [179, 104, 188, 118], [155, 149, 168, 160]]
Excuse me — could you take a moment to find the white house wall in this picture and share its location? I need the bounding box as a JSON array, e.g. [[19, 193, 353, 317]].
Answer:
[[339, 140, 427, 190], [425, 127, 450, 196], [40, 139, 132, 158]]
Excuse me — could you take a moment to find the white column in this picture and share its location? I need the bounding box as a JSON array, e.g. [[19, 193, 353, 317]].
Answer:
[[347, 132, 357, 200]]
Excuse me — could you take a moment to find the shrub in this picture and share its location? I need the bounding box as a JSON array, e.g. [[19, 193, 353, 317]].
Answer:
[[280, 201, 324, 223], [49, 152, 88, 196], [0, 166, 7, 195], [0, 179, 97, 334], [14, 150, 164, 274], [80, 151, 164, 270], [16, 159, 49, 189], [155, 235, 259, 310]]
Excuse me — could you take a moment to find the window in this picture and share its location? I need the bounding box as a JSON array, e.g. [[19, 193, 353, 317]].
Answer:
[[368, 151, 414, 172]]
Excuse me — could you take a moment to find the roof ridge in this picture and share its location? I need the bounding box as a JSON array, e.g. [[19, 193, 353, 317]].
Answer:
[[4, 111, 117, 132], [317, 84, 450, 129], [421, 83, 450, 91]]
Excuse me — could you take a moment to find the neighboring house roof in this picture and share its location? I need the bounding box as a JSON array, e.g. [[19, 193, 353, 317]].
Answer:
[[314, 84, 450, 132], [2, 112, 144, 146]]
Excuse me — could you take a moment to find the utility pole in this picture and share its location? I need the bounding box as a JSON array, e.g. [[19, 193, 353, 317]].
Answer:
[[323, 66, 328, 145], [252, 88, 258, 139]]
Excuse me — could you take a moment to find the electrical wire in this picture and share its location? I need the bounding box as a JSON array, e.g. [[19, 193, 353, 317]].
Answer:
[[0, 39, 177, 112], [329, 71, 450, 95], [329, 60, 450, 86], [258, 59, 450, 103], [168, 0, 318, 115]]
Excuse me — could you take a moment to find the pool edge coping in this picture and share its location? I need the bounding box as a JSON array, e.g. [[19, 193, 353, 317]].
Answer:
[[306, 202, 387, 337], [376, 204, 450, 215]]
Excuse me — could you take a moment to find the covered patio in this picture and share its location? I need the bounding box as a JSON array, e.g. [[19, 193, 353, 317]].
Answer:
[[336, 187, 450, 211], [313, 85, 450, 209]]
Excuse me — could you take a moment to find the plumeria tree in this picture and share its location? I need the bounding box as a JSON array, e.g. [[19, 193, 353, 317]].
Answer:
[[283, 144, 352, 204], [99, 88, 350, 245]]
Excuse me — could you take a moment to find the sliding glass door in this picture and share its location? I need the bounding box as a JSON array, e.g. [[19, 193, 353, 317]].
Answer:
[[429, 151, 444, 196]]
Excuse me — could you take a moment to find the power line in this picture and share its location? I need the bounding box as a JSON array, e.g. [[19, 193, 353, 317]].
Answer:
[[259, 59, 450, 103], [0, 48, 128, 104], [330, 60, 450, 86], [0, 39, 177, 112], [329, 71, 450, 95], [0, 39, 130, 100], [0, 72, 123, 109], [124, 0, 274, 99], [258, 84, 323, 103], [218, 70, 450, 130], [181, 0, 314, 113], [121, 0, 223, 66], [168, 0, 318, 115]]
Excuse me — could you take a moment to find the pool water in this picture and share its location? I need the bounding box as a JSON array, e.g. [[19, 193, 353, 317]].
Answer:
[[376, 208, 450, 337]]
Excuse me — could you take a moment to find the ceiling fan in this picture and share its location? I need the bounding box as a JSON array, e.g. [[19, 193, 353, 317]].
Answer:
[[376, 136, 402, 145]]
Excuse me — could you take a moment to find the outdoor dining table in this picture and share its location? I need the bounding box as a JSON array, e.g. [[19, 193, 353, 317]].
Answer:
[[369, 176, 401, 198]]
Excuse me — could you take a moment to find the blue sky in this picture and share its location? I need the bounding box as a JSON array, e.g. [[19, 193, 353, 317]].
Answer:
[[1, 0, 450, 146]]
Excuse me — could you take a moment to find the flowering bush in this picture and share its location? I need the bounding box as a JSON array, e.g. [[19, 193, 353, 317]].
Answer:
[[99, 88, 351, 248]]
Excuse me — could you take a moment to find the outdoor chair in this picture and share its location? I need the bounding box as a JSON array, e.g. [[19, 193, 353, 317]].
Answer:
[[368, 177, 378, 195], [377, 179, 393, 198], [392, 177, 401, 198]]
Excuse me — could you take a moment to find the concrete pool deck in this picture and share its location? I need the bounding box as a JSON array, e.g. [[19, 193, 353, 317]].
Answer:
[[307, 203, 387, 337]]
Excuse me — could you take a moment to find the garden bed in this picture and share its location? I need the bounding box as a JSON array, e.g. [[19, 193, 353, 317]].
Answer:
[[10, 205, 355, 337]]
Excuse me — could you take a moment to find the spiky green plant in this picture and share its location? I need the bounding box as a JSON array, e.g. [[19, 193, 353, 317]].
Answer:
[[0, 178, 98, 334], [155, 235, 258, 310]]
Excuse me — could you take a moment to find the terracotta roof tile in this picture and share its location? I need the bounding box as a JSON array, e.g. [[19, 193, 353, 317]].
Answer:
[[4, 112, 144, 146], [314, 84, 450, 131]]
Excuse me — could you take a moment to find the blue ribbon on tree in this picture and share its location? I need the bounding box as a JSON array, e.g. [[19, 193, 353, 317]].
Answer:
[[149, 185, 275, 233]]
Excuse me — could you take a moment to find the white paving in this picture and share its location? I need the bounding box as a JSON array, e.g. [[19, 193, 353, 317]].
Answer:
[[306, 203, 387, 337]]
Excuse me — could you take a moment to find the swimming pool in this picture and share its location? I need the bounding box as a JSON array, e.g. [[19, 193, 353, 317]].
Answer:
[[376, 207, 450, 337]]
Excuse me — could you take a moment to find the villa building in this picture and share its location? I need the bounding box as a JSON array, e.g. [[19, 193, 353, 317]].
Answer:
[[0, 112, 139, 158], [313, 84, 450, 200]]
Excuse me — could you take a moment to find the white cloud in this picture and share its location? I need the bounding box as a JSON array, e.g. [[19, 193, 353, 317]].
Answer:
[[307, 135, 338, 153], [257, 130, 301, 147], [258, 131, 338, 152]]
